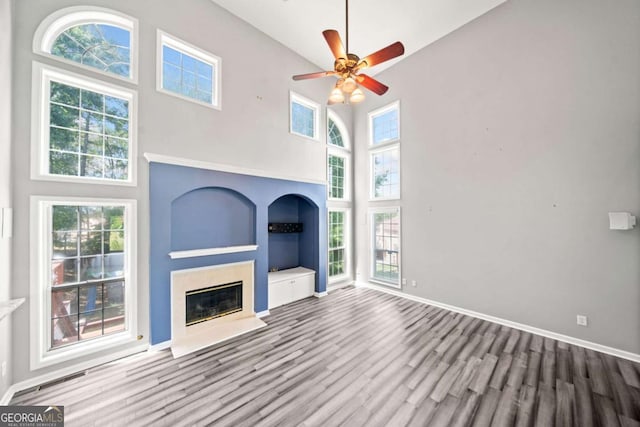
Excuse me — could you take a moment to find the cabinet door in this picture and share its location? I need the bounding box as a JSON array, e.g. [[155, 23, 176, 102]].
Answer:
[[269, 280, 291, 309], [291, 274, 315, 301]]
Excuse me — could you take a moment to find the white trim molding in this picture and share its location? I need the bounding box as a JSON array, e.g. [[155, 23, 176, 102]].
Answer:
[[148, 340, 172, 352], [169, 245, 258, 259], [144, 152, 327, 185], [256, 310, 271, 318], [1, 343, 148, 405], [357, 281, 640, 364], [314, 291, 328, 298], [33, 6, 139, 83]]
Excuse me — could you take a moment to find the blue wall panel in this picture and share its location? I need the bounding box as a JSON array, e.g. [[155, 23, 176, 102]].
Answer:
[[149, 162, 327, 345]]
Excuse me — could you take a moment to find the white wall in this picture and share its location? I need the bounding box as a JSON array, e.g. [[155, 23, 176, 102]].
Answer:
[[0, 0, 14, 399], [354, 0, 640, 354], [11, 0, 337, 384]]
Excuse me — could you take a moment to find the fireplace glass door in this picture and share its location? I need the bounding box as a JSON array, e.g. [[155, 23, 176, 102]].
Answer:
[[185, 281, 242, 326]]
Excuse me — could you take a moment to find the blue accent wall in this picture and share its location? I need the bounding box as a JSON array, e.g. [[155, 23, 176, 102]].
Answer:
[[149, 162, 327, 345]]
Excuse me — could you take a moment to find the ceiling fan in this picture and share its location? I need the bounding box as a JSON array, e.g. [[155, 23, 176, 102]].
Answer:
[[292, 0, 405, 105]]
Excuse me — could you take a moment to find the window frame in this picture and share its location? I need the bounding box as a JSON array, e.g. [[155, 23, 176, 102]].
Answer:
[[33, 6, 139, 84], [289, 91, 321, 141], [368, 100, 400, 148], [31, 61, 138, 186], [328, 208, 351, 284], [30, 195, 138, 370], [369, 206, 401, 288], [327, 149, 351, 202], [156, 30, 222, 110], [369, 145, 401, 201]]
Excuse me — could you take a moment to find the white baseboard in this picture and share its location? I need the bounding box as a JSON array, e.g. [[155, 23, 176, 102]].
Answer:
[[327, 280, 355, 291], [148, 340, 171, 352], [0, 343, 149, 405], [356, 281, 640, 363], [256, 310, 270, 318], [313, 291, 328, 298]]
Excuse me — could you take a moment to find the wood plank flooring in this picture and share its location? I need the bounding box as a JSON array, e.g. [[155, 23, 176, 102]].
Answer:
[[11, 286, 640, 426]]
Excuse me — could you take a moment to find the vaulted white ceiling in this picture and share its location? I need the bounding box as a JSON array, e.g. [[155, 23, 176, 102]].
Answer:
[[210, 0, 507, 75]]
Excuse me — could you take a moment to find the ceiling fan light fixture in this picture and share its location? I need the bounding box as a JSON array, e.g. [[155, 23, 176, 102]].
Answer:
[[329, 85, 345, 104], [342, 76, 357, 94], [349, 87, 365, 103]]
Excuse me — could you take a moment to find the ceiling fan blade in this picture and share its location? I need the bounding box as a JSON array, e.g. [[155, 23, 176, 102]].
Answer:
[[358, 41, 405, 69], [356, 74, 389, 95], [322, 29, 347, 60], [292, 71, 336, 81]]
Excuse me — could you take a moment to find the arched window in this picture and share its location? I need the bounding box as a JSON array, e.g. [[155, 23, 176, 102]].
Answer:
[[33, 6, 138, 81], [326, 110, 352, 285]]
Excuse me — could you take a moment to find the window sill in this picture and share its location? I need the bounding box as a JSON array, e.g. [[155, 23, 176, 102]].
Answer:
[[0, 298, 26, 322]]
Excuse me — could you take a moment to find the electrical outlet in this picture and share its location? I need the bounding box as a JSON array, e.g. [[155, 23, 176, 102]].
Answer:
[[577, 315, 588, 326], [401, 278, 407, 286], [1, 361, 6, 378], [411, 280, 417, 287]]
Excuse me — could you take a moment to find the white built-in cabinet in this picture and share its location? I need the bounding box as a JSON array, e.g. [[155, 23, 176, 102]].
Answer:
[[268, 267, 315, 309]]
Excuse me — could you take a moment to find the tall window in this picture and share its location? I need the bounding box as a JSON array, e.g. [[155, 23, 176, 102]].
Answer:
[[30, 7, 139, 369], [290, 92, 320, 140], [31, 197, 137, 368], [33, 7, 138, 82], [32, 63, 136, 185], [328, 210, 348, 278], [327, 111, 351, 284], [157, 31, 221, 109], [369, 101, 400, 200], [370, 207, 401, 287]]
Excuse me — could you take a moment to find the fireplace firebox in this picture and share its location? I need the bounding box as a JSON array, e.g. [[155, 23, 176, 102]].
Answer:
[[185, 281, 243, 326]]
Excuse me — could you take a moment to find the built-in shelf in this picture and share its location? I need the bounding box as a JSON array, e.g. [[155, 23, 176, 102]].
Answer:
[[169, 245, 258, 260], [0, 298, 25, 322]]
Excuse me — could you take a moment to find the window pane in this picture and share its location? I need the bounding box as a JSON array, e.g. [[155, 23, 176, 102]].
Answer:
[[372, 210, 400, 283], [50, 23, 132, 78], [372, 107, 399, 145], [47, 203, 128, 350], [80, 256, 103, 281], [328, 118, 344, 147], [49, 81, 129, 181], [52, 231, 78, 258], [105, 281, 125, 306], [291, 102, 315, 138], [372, 148, 400, 199], [162, 43, 216, 105], [51, 315, 79, 348], [328, 155, 346, 199], [79, 284, 103, 313], [328, 211, 347, 278]]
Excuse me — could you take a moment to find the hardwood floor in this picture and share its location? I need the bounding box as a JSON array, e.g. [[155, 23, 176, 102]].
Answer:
[[12, 286, 640, 426]]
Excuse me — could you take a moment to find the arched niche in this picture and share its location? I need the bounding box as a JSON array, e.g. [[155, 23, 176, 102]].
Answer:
[[171, 187, 256, 251], [267, 194, 319, 272]]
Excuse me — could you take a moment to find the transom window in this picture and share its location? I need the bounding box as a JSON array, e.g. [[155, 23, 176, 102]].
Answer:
[[328, 210, 349, 280], [157, 31, 221, 109], [369, 101, 400, 146], [370, 207, 401, 287], [32, 63, 136, 185], [290, 92, 320, 140], [33, 7, 138, 81], [328, 118, 344, 148]]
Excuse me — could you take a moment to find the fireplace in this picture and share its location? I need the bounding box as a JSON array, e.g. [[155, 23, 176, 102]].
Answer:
[[170, 260, 266, 358], [185, 281, 242, 326]]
